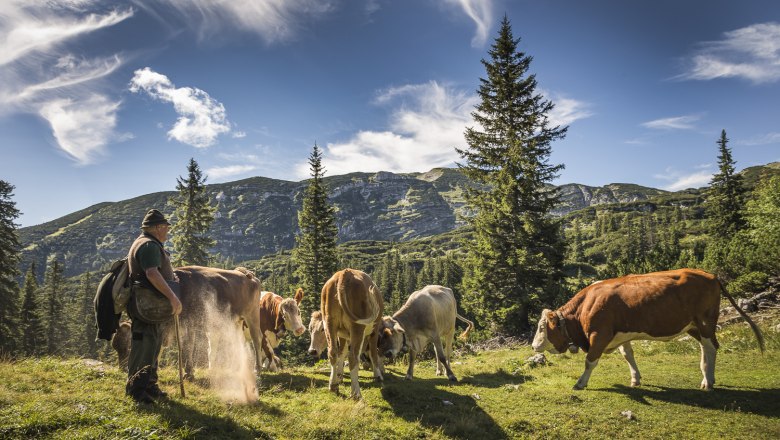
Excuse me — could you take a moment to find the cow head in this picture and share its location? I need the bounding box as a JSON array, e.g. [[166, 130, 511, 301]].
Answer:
[[532, 309, 570, 354], [280, 288, 305, 336], [307, 311, 327, 357], [377, 316, 408, 360]]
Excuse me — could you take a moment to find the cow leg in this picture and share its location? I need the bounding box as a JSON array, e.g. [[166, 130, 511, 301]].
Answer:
[[574, 333, 608, 390], [405, 348, 416, 380], [618, 342, 641, 387], [261, 337, 278, 372], [432, 338, 457, 382], [245, 320, 264, 376], [699, 337, 717, 391], [434, 344, 443, 376], [348, 330, 366, 400], [328, 336, 348, 394], [366, 326, 384, 380]]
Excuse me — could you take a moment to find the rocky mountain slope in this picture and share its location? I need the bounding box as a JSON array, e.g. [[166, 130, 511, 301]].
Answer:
[[18, 164, 779, 277]]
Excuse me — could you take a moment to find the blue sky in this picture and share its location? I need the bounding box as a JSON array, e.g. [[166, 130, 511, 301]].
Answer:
[[2, 1, 779, 227]]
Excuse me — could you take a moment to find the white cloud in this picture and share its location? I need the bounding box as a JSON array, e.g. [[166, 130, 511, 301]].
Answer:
[[38, 94, 120, 165], [129, 67, 232, 148], [641, 115, 700, 130], [301, 81, 590, 178], [298, 81, 478, 178], [679, 22, 780, 83], [161, 0, 334, 44], [546, 93, 593, 127], [232, 131, 247, 139], [441, 0, 494, 47], [0, 2, 133, 66], [0, 2, 131, 164], [205, 164, 257, 181], [737, 132, 780, 146], [655, 167, 713, 191]]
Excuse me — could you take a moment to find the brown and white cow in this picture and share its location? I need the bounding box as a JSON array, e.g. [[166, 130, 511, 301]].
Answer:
[[256, 288, 306, 371], [532, 268, 765, 391], [176, 266, 264, 380], [378, 285, 474, 381], [317, 268, 385, 399]]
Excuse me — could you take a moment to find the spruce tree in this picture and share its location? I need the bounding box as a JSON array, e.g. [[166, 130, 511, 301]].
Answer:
[[293, 143, 339, 318], [79, 271, 98, 357], [706, 130, 746, 241], [20, 263, 44, 356], [0, 180, 21, 355], [457, 16, 566, 333], [170, 158, 217, 266], [43, 259, 65, 355]]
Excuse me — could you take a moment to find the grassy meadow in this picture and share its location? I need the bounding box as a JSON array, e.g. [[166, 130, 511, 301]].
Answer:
[[1, 317, 778, 440]]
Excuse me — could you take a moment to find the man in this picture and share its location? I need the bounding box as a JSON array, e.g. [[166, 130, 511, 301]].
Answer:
[[125, 209, 182, 404]]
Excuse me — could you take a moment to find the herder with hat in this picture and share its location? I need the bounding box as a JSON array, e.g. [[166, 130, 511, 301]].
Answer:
[[125, 209, 182, 404]]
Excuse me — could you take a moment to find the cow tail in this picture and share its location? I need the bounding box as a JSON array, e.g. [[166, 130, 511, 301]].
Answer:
[[456, 314, 474, 341], [337, 269, 376, 325], [719, 279, 765, 353]]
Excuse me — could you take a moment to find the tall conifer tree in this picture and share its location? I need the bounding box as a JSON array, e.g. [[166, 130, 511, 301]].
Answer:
[[20, 263, 44, 356], [706, 130, 746, 241], [293, 143, 339, 317], [457, 17, 566, 333], [43, 259, 65, 355], [0, 180, 21, 354], [170, 158, 217, 266]]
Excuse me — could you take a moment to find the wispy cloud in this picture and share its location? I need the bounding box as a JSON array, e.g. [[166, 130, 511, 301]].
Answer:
[[297, 81, 478, 178], [0, 2, 133, 66], [0, 2, 132, 164], [441, 0, 493, 47], [205, 164, 258, 181], [161, 0, 335, 44], [655, 166, 713, 191], [737, 132, 780, 146], [38, 95, 120, 165], [641, 114, 700, 130], [129, 67, 232, 148], [546, 92, 593, 126], [678, 22, 780, 83]]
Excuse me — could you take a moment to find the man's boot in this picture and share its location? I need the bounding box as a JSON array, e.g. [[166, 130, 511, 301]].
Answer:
[[126, 368, 155, 404]]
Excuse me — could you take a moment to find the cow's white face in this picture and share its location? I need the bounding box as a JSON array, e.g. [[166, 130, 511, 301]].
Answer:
[[307, 311, 327, 357], [377, 317, 407, 359], [280, 298, 305, 336], [532, 309, 560, 354]]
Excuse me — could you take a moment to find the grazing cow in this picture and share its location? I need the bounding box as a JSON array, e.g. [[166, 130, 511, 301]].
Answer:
[[176, 266, 263, 380], [256, 288, 306, 371], [378, 285, 474, 381], [111, 321, 132, 371], [318, 268, 385, 399], [532, 268, 765, 391]]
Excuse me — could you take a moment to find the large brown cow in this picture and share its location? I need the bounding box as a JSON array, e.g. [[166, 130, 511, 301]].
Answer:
[[532, 268, 765, 390], [256, 288, 306, 371], [176, 266, 264, 380], [318, 268, 385, 400], [377, 285, 474, 381]]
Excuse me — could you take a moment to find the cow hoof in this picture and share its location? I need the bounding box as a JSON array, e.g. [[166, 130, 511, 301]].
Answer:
[[630, 380, 641, 387], [573, 384, 586, 391], [404, 375, 413, 381], [448, 375, 458, 382]]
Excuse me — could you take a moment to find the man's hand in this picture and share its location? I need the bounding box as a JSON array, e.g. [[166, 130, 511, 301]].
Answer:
[[145, 267, 183, 316]]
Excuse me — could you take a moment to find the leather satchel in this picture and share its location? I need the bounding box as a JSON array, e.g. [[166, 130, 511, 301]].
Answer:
[[128, 281, 180, 324]]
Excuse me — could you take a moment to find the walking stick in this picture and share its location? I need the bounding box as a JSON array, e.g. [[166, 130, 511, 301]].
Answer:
[[174, 314, 186, 398]]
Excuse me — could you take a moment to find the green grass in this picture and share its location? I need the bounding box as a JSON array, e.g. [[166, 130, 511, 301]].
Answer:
[[1, 321, 778, 440]]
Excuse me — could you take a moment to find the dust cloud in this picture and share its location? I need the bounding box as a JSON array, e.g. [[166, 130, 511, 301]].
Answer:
[[200, 294, 258, 404]]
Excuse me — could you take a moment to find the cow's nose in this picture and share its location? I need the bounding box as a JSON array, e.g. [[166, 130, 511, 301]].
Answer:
[[295, 327, 305, 336], [308, 349, 318, 357], [384, 350, 393, 358]]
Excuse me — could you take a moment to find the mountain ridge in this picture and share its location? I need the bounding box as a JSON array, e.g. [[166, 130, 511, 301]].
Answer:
[[18, 163, 779, 277]]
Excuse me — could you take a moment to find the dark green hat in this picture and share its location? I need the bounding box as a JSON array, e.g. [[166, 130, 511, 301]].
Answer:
[[140, 209, 170, 228]]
